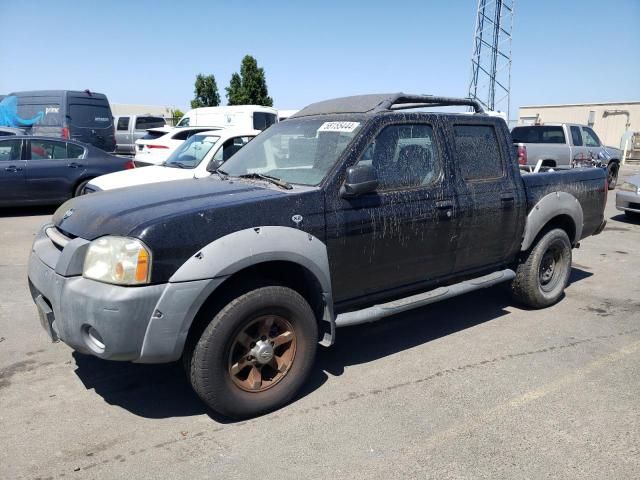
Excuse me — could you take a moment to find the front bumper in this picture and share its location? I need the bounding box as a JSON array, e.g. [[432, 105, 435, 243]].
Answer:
[[616, 190, 640, 213], [27, 225, 219, 363]]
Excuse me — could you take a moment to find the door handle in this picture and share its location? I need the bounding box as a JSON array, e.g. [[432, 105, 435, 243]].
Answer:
[[67, 162, 82, 168], [4, 165, 22, 172], [436, 200, 454, 220], [500, 194, 514, 202]]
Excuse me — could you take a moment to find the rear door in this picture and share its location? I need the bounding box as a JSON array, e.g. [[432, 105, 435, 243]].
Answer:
[[67, 100, 115, 152], [25, 139, 84, 202], [0, 138, 27, 204], [327, 118, 458, 303], [450, 120, 526, 273]]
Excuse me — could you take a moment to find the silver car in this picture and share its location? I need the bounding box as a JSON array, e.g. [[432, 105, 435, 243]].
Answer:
[[616, 174, 640, 220]]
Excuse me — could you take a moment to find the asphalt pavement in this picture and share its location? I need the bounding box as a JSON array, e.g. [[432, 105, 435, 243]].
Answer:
[[1, 167, 639, 480]]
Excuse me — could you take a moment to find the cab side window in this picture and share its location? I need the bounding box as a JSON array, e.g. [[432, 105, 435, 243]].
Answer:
[[213, 136, 253, 162], [454, 124, 504, 181], [0, 139, 22, 161], [117, 117, 130, 131], [30, 140, 68, 160], [359, 124, 440, 190], [582, 127, 601, 147]]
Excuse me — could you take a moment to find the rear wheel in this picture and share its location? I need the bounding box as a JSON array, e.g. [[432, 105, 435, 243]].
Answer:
[[511, 228, 572, 309], [607, 163, 619, 190], [188, 286, 317, 419]]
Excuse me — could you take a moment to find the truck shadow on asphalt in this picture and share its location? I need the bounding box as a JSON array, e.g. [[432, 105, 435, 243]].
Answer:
[[71, 267, 592, 423]]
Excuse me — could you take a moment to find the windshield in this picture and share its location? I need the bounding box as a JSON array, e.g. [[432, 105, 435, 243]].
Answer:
[[220, 118, 363, 186], [163, 133, 220, 169]]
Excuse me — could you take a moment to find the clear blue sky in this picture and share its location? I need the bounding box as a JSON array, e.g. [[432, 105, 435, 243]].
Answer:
[[1, 0, 638, 118]]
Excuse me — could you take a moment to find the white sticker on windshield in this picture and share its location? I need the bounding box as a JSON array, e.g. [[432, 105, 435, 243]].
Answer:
[[318, 121, 360, 133]]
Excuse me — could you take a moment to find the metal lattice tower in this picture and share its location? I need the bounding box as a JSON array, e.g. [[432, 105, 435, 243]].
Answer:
[[468, 0, 515, 120]]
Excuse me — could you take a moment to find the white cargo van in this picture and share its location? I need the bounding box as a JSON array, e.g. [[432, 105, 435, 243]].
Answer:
[[175, 105, 277, 131]]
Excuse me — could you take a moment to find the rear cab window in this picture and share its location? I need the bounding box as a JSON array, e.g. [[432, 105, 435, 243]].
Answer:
[[135, 116, 165, 131], [454, 124, 504, 181], [511, 126, 566, 144]]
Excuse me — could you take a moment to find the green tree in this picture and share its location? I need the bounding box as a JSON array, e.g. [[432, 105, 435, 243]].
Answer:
[[170, 108, 184, 125], [225, 55, 273, 106], [191, 74, 220, 108], [226, 73, 246, 105]]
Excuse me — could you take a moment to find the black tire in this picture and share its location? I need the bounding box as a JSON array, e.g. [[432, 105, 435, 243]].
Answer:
[[73, 178, 92, 197], [607, 163, 619, 190], [511, 228, 572, 309], [189, 286, 317, 419]]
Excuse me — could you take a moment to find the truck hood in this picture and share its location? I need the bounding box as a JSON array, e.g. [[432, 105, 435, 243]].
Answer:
[[89, 165, 197, 191], [53, 177, 286, 240]]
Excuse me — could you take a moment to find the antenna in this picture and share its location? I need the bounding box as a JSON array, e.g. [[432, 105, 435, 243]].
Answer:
[[468, 0, 515, 121]]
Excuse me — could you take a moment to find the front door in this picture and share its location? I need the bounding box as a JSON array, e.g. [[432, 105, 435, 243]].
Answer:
[[326, 120, 458, 304], [25, 139, 84, 202], [0, 139, 27, 204]]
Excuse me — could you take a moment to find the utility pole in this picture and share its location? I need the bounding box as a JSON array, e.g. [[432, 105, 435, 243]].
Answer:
[[468, 0, 515, 121]]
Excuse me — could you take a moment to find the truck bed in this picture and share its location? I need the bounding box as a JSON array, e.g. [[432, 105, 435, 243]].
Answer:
[[521, 167, 607, 240]]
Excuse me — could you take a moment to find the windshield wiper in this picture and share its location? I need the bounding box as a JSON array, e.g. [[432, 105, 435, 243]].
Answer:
[[165, 161, 188, 169], [237, 173, 293, 190], [215, 168, 229, 181]]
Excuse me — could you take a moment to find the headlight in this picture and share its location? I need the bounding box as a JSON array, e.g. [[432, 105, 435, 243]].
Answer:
[[83, 236, 151, 285], [620, 182, 640, 194]]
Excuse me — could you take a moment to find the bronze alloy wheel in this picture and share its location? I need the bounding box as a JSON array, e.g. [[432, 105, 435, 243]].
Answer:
[[227, 315, 297, 392]]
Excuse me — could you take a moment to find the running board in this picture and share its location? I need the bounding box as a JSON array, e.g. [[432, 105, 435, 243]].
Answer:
[[334, 269, 516, 328]]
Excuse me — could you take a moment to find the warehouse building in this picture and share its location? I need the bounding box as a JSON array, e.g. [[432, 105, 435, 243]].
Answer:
[[517, 101, 640, 151]]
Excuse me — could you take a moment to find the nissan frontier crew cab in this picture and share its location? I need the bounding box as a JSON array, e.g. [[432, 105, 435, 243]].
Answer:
[[28, 93, 608, 419]]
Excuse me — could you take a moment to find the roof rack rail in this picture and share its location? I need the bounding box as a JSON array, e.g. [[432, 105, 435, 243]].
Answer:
[[376, 94, 485, 114]]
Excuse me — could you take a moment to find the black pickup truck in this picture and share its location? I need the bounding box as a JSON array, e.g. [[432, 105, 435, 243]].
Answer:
[[28, 94, 607, 418]]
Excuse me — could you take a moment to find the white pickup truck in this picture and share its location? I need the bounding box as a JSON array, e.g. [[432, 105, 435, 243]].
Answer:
[[511, 123, 622, 189], [83, 127, 259, 193]]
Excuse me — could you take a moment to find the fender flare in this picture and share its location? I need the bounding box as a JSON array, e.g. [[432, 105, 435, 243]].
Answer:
[[521, 191, 583, 251], [156, 227, 335, 356]]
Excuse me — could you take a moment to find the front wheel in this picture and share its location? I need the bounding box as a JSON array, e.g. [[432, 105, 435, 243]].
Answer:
[[511, 228, 572, 309], [189, 286, 318, 419], [73, 178, 92, 197]]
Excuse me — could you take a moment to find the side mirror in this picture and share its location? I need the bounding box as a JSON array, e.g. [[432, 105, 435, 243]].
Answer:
[[340, 164, 378, 198], [207, 158, 224, 173]]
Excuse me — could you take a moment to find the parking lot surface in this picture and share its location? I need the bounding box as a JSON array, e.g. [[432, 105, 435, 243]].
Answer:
[[1, 167, 639, 480]]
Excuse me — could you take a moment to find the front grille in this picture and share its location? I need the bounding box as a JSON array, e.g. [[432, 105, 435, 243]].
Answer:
[[45, 227, 72, 250]]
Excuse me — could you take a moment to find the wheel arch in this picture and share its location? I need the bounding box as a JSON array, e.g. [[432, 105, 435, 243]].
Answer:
[[521, 191, 583, 251], [170, 227, 336, 359]]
